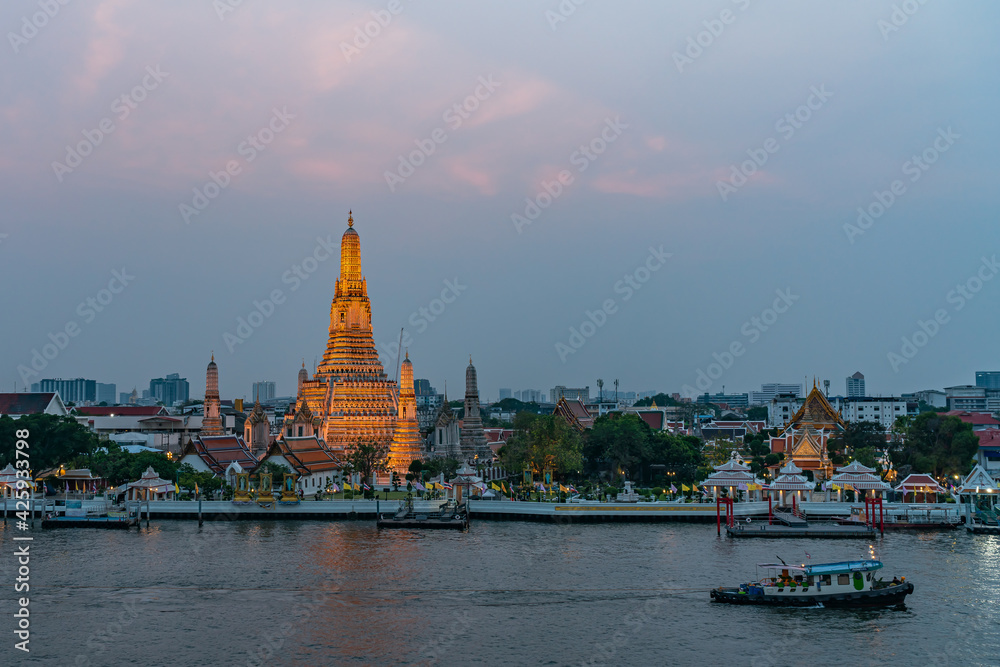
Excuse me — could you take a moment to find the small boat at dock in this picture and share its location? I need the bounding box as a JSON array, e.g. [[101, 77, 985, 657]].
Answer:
[[377, 497, 469, 530], [710, 560, 913, 608]]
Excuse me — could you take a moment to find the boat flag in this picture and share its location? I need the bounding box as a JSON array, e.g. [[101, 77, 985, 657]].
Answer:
[[670, 484, 678, 493]]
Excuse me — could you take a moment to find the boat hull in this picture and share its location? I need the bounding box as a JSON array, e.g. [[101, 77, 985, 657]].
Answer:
[[710, 582, 913, 608]]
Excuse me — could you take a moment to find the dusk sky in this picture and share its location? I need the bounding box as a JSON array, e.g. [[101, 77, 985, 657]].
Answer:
[[2, 0, 997, 401]]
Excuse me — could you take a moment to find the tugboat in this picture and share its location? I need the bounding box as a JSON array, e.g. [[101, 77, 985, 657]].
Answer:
[[710, 560, 913, 608]]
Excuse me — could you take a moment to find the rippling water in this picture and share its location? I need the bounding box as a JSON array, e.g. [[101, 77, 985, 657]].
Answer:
[[1, 519, 998, 666]]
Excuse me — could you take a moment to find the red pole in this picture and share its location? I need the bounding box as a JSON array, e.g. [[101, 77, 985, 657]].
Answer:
[[768, 494, 773, 525], [879, 497, 884, 535], [717, 497, 721, 535]]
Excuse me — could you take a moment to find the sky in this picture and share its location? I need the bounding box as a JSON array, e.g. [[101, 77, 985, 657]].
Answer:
[[1, 0, 998, 402]]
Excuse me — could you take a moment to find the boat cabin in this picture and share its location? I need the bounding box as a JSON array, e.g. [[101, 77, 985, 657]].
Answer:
[[752, 560, 889, 596]]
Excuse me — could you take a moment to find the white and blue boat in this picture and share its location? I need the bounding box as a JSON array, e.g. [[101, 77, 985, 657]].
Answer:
[[711, 559, 913, 608]]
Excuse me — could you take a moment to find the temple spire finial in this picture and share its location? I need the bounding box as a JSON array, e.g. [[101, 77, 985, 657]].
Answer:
[[348, 210, 353, 227]]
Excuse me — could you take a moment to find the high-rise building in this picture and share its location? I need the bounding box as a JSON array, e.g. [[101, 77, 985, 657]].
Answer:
[[38, 378, 96, 404], [251, 381, 276, 402], [550, 385, 590, 403], [119, 391, 131, 405], [749, 383, 802, 405], [976, 371, 1000, 390], [201, 356, 224, 435], [149, 373, 189, 406], [498, 388, 512, 400], [414, 379, 434, 396], [297, 213, 409, 472], [96, 383, 116, 405], [846, 372, 865, 398], [515, 389, 543, 403], [697, 392, 749, 408]]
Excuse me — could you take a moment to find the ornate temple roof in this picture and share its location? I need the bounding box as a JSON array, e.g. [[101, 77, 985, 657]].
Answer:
[[264, 436, 341, 476], [553, 398, 593, 432], [785, 383, 846, 434], [181, 435, 258, 476], [896, 474, 947, 494], [957, 464, 998, 493]]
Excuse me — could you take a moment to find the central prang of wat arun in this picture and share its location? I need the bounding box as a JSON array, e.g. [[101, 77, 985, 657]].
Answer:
[[285, 212, 488, 474]]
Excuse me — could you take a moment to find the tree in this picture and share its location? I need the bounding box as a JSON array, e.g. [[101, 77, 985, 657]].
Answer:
[[342, 438, 390, 481], [584, 414, 650, 480], [69, 442, 180, 487], [422, 457, 459, 481], [827, 421, 885, 466], [257, 461, 292, 489], [632, 393, 678, 407], [890, 412, 979, 478], [500, 413, 582, 477], [747, 406, 768, 421], [177, 463, 222, 496], [0, 414, 101, 474]]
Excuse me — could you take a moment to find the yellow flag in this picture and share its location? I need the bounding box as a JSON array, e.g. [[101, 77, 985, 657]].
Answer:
[[195, 482, 199, 496], [426, 482, 434, 490], [559, 483, 569, 493], [491, 482, 502, 492], [681, 484, 690, 492], [174, 483, 179, 494], [692, 484, 699, 492]]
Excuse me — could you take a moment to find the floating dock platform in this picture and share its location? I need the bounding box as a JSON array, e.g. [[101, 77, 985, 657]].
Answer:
[[725, 523, 877, 538]]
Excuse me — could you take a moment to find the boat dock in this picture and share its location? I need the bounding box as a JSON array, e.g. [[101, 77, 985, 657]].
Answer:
[[725, 523, 878, 538]]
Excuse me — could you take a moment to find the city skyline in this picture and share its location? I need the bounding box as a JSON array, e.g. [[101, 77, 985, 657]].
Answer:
[[3, 2, 998, 403]]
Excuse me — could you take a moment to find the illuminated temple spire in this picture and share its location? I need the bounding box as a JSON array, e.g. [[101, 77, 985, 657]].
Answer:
[[301, 212, 401, 466], [390, 350, 422, 473], [202, 354, 223, 436]]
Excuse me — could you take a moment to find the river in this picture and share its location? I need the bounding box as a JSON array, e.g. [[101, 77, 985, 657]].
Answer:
[[1, 519, 997, 666]]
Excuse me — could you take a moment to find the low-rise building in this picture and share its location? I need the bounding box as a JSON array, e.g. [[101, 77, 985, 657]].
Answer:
[[0, 392, 69, 418]]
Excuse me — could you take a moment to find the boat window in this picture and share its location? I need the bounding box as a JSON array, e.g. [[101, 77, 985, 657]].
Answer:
[[821, 575, 831, 586], [794, 575, 803, 583], [838, 574, 850, 585], [807, 576, 815, 586]]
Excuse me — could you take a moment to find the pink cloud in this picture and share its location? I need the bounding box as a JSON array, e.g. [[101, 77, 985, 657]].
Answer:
[[73, 0, 133, 97], [592, 169, 714, 198]]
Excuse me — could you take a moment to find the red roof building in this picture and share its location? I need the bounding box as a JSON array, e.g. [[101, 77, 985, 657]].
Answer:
[[179, 435, 259, 479], [75, 406, 168, 417], [945, 411, 1000, 429], [260, 436, 341, 493], [553, 398, 594, 431], [0, 392, 69, 418]]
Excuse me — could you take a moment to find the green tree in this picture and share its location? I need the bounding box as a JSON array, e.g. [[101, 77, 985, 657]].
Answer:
[[746, 406, 768, 421], [584, 414, 651, 481], [422, 457, 459, 481], [890, 412, 979, 478], [257, 460, 292, 489], [500, 413, 582, 477], [632, 393, 678, 407], [69, 443, 179, 487], [342, 438, 390, 481], [0, 414, 101, 474], [176, 463, 222, 496]]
